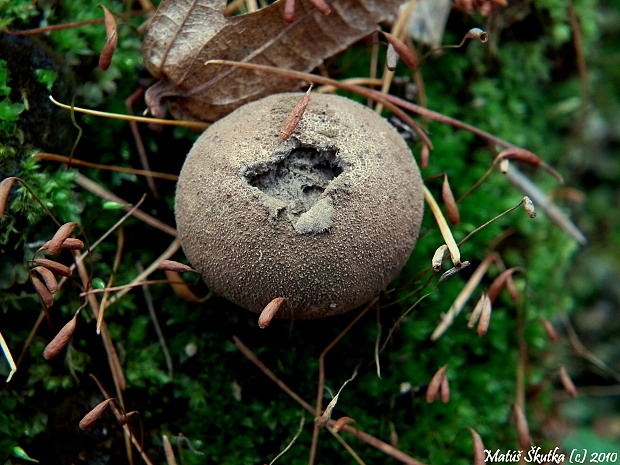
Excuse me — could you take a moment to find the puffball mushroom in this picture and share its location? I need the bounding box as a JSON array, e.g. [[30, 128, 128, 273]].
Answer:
[[175, 92, 424, 319]]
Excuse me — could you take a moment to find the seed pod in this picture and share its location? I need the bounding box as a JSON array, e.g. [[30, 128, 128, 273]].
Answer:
[[420, 144, 430, 169], [46, 222, 78, 255], [79, 398, 114, 429], [32, 266, 59, 295], [442, 174, 460, 225], [31, 276, 54, 307], [43, 313, 78, 360], [440, 376, 450, 403], [426, 364, 447, 403], [158, 259, 197, 274], [559, 366, 577, 397], [331, 416, 355, 433], [380, 31, 418, 71], [0, 177, 17, 220], [512, 404, 531, 451], [280, 85, 312, 140], [465, 28, 489, 43], [258, 297, 287, 328], [57, 237, 85, 250], [98, 5, 118, 71], [431, 244, 447, 272], [540, 318, 558, 343], [33, 258, 72, 277], [467, 428, 485, 465], [523, 196, 536, 218]]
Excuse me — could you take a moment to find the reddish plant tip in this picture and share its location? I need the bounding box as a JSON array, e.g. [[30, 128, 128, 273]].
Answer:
[[280, 85, 312, 140], [283, 0, 296, 23], [331, 416, 355, 433], [46, 222, 78, 255], [559, 366, 577, 397], [98, 5, 118, 71], [308, 0, 331, 15], [43, 315, 77, 360], [467, 428, 485, 465], [258, 297, 287, 328], [158, 259, 197, 274], [512, 404, 531, 451], [79, 398, 114, 429], [380, 31, 418, 71], [440, 376, 450, 403], [0, 177, 17, 220], [426, 364, 448, 403], [540, 318, 558, 343], [442, 174, 460, 226]]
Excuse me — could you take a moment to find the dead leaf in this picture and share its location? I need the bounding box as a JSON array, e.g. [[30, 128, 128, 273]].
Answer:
[[142, 0, 405, 121]]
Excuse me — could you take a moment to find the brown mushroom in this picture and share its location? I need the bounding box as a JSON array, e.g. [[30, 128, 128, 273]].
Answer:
[[175, 92, 424, 319]]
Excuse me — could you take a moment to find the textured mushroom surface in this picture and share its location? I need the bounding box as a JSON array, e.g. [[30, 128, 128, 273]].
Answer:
[[175, 92, 424, 319]]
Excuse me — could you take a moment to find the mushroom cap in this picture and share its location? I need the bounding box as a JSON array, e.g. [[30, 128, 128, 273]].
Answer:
[[175, 92, 424, 319]]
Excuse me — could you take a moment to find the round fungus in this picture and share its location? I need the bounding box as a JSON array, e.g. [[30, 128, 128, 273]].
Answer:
[[175, 92, 424, 319]]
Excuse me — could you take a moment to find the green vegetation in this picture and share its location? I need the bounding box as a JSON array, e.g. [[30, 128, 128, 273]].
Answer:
[[1, 1, 619, 464]]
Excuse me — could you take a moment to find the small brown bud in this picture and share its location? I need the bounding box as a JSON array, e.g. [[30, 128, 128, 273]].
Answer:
[[420, 144, 430, 169], [442, 174, 460, 225], [258, 297, 287, 329], [43, 314, 78, 360], [54, 237, 85, 251], [0, 177, 17, 220], [487, 268, 523, 303], [32, 266, 59, 295], [559, 366, 577, 397], [280, 85, 313, 140], [283, 0, 296, 23], [379, 31, 418, 71], [33, 258, 72, 277], [31, 276, 54, 307], [440, 375, 450, 403], [98, 5, 118, 71], [467, 428, 485, 465], [46, 222, 77, 255], [476, 294, 492, 337], [426, 364, 448, 403], [79, 398, 114, 429], [512, 404, 531, 451]]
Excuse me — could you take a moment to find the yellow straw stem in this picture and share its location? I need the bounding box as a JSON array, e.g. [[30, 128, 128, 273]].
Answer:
[[423, 185, 461, 266]]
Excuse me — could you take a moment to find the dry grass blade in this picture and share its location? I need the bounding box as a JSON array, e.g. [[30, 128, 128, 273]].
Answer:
[[280, 85, 313, 140], [43, 310, 81, 360], [559, 366, 577, 397], [33, 258, 72, 277], [426, 365, 448, 403], [258, 297, 288, 329], [423, 186, 461, 266], [442, 174, 460, 225], [157, 260, 197, 273], [540, 318, 558, 343], [31, 275, 54, 307], [332, 417, 355, 433], [431, 244, 447, 272], [79, 398, 114, 429], [32, 266, 59, 296], [380, 31, 418, 70], [316, 365, 359, 430], [0, 330, 17, 382], [476, 294, 492, 336], [0, 177, 17, 219], [46, 222, 78, 255], [467, 428, 485, 465], [269, 411, 305, 465], [487, 267, 525, 303], [467, 292, 488, 329], [162, 435, 177, 465], [512, 404, 531, 451]]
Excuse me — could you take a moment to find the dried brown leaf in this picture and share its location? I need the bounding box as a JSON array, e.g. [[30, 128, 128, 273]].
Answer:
[[158, 259, 197, 274], [32, 266, 59, 295], [164, 270, 203, 302], [46, 222, 77, 255], [467, 428, 485, 465], [442, 174, 460, 225], [258, 297, 287, 329], [98, 5, 118, 71], [79, 398, 114, 429], [43, 314, 78, 360], [559, 365, 577, 397], [32, 275, 54, 307], [142, 0, 404, 121], [380, 31, 418, 71], [0, 177, 17, 220], [33, 258, 72, 277], [426, 364, 447, 403]]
